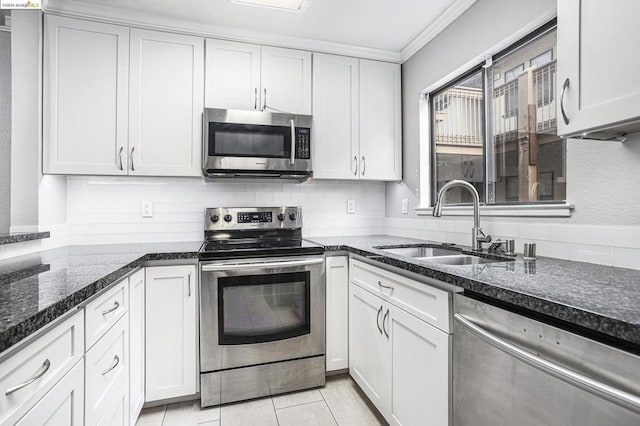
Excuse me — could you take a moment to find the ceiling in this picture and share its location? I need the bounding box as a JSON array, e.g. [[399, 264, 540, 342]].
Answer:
[[45, 0, 476, 61]]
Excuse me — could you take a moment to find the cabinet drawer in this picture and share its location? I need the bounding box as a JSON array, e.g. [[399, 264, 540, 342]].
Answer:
[[350, 259, 450, 333], [15, 359, 84, 426], [0, 311, 84, 425], [97, 379, 129, 426], [86, 278, 128, 350], [86, 313, 129, 426]]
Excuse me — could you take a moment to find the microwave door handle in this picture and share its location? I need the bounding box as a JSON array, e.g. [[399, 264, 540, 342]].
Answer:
[[202, 258, 324, 272], [290, 119, 296, 165]]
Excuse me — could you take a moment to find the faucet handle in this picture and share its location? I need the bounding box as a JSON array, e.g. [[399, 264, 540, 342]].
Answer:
[[476, 228, 492, 243]]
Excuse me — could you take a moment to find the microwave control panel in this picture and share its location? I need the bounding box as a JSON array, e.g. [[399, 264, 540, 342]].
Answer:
[[295, 128, 311, 159]]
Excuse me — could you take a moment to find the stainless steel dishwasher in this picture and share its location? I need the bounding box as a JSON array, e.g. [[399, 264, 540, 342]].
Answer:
[[453, 294, 640, 426]]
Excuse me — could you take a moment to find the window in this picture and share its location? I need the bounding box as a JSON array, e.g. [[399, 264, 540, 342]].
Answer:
[[428, 22, 565, 208]]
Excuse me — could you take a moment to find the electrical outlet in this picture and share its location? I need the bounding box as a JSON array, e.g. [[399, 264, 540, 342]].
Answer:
[[141, 201, 153, 218], [347, 199, 356, 214], [401, 199, 408, 214]]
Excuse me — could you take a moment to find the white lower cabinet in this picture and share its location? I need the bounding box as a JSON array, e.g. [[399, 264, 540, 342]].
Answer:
[[15, 360, 85, 426], [326, 256, 349, 372], [98, 380, 130, 426], [349, 260, 451, 426], [0, 311, 84, 425], [145, 265, 198, 402], [85, 313, 129, 425], [349, 283, 390, 412], [129, 269, 145, 424]]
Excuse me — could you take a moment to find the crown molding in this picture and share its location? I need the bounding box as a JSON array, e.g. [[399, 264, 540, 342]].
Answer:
[[42, 0, 402, 62], [401, 0, 477, 63]]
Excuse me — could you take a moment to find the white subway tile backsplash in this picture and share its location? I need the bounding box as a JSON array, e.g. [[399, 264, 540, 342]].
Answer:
[[612, 247, 640, 270], [566, 244, 613, 266], [66, 176, 386, 245], [519, 223, 550, 241]]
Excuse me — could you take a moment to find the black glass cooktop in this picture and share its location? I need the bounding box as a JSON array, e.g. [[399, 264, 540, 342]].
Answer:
[[198, 238, 324, 260]]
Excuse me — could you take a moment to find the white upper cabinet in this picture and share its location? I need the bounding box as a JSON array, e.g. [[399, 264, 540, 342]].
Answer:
[[43, 15, 130, 175], [558, 0, 640, 137], [205, 40, 311, 114], [261, 46, 312, 114], [44, 17, 204, 177], [312, 54, 360, 179], [205, 39, 261, 111], [129, 29, 204, 177], [312, 54, 401, 181], [359, 60, 402, 181]]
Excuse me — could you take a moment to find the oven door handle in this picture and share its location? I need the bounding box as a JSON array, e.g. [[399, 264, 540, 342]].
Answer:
[[201, 258, 323, 272]]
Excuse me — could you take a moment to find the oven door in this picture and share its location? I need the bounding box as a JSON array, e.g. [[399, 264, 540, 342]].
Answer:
[[199, 255, 325, 372]]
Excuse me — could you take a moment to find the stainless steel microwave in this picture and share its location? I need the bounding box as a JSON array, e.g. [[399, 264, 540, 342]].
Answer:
[[203, 108, 312, 181]]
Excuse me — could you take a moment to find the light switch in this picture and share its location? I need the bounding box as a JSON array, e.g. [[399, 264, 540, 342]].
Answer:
[[401, 199, 408, 214], [142, 201, 153, 218]]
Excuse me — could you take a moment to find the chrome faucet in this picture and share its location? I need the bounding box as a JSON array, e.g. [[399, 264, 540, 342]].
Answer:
[[432, 180, 491, 251]]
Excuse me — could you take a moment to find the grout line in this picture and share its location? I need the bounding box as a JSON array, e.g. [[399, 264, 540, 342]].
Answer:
[[319, 385, 340, 426], [160, 404, 168, 426], [270, 397, 281, 426]]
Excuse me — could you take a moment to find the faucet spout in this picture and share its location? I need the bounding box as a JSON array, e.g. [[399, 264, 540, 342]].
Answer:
[[432, 180, 491, 251]]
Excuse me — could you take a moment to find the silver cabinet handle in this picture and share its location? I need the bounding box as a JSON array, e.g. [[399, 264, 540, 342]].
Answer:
[[376, 305, 383, 334], [290, 119, 296, 166], [201, 257, 323, 272], [454, 313, 640, 414], [378, 280, 394, 291], [101, 355, 120, 375], [361, 156, 366, 176], [5, 359, 51, 395], [130, 147, 135, 171], [188, 272, 192, 297], [254, 88, 258, 110], [382, 309, 390, 338], [560, 78, 570, 125], [353, 156, 358, 176], [118, 146, 124, 171], [101, 301, 120, 316], [263, 88, 267, 111]]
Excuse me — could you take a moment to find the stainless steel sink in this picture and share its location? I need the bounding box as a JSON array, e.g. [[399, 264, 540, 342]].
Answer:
[[378, 246, 460, 258], [376, 244, 511, 265], [424, 254, 507, 265]]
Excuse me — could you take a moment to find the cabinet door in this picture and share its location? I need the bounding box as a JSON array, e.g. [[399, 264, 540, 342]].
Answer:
[[349, 283, 390, 414], [43, 15, 129, 175], [145, 265, 197, 402], [129, 29, 204, 177], [358, 60, 402, 181], [326, 256, 349, 371], [261, 46, 312, 115], [558, 0, 640, 137], [129, 269, 145, 424], [387, 306, 450, 426], [312, 54, 360, 179], [205, 39, 261, 110], [16, 361, 84, 426]]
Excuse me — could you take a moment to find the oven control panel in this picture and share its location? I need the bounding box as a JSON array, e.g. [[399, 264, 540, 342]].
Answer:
[[237, 211, 272, 223], [205, 207, 302, 231]]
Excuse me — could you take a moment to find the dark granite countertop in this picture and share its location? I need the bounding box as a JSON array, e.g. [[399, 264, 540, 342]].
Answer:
[[0, 231, 50, 246], [0, 242, 201, 354], [308, 235, 640, 349]]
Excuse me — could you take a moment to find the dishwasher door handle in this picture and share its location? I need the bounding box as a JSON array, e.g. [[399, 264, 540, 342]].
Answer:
[[454, 313, 640, 415], [201, 258, 323, 272]]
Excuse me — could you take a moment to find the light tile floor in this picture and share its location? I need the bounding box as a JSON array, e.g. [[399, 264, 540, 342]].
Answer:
[[136, 374, 387, 426]]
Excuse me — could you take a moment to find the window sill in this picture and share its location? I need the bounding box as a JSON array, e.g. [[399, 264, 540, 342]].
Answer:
[[415, 203, 574, 217]]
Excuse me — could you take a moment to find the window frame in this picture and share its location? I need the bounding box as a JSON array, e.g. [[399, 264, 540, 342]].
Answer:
[[416, 16, 573, 218]]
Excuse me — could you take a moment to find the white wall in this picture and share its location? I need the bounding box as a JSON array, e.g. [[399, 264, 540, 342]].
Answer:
[[0, 30, 10, 234], [65, 177, 386, 244], [383, 0, 640, 269], [10, 10, 40, 232]]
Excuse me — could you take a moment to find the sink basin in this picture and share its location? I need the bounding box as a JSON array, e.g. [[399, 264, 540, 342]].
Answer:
[[375, 244, 511, 265], [424, 254, 508, 265], [377, 246, 460, 258]]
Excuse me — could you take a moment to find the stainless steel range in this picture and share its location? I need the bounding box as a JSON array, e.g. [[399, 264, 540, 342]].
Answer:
[[198, 207, 325, 407]]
